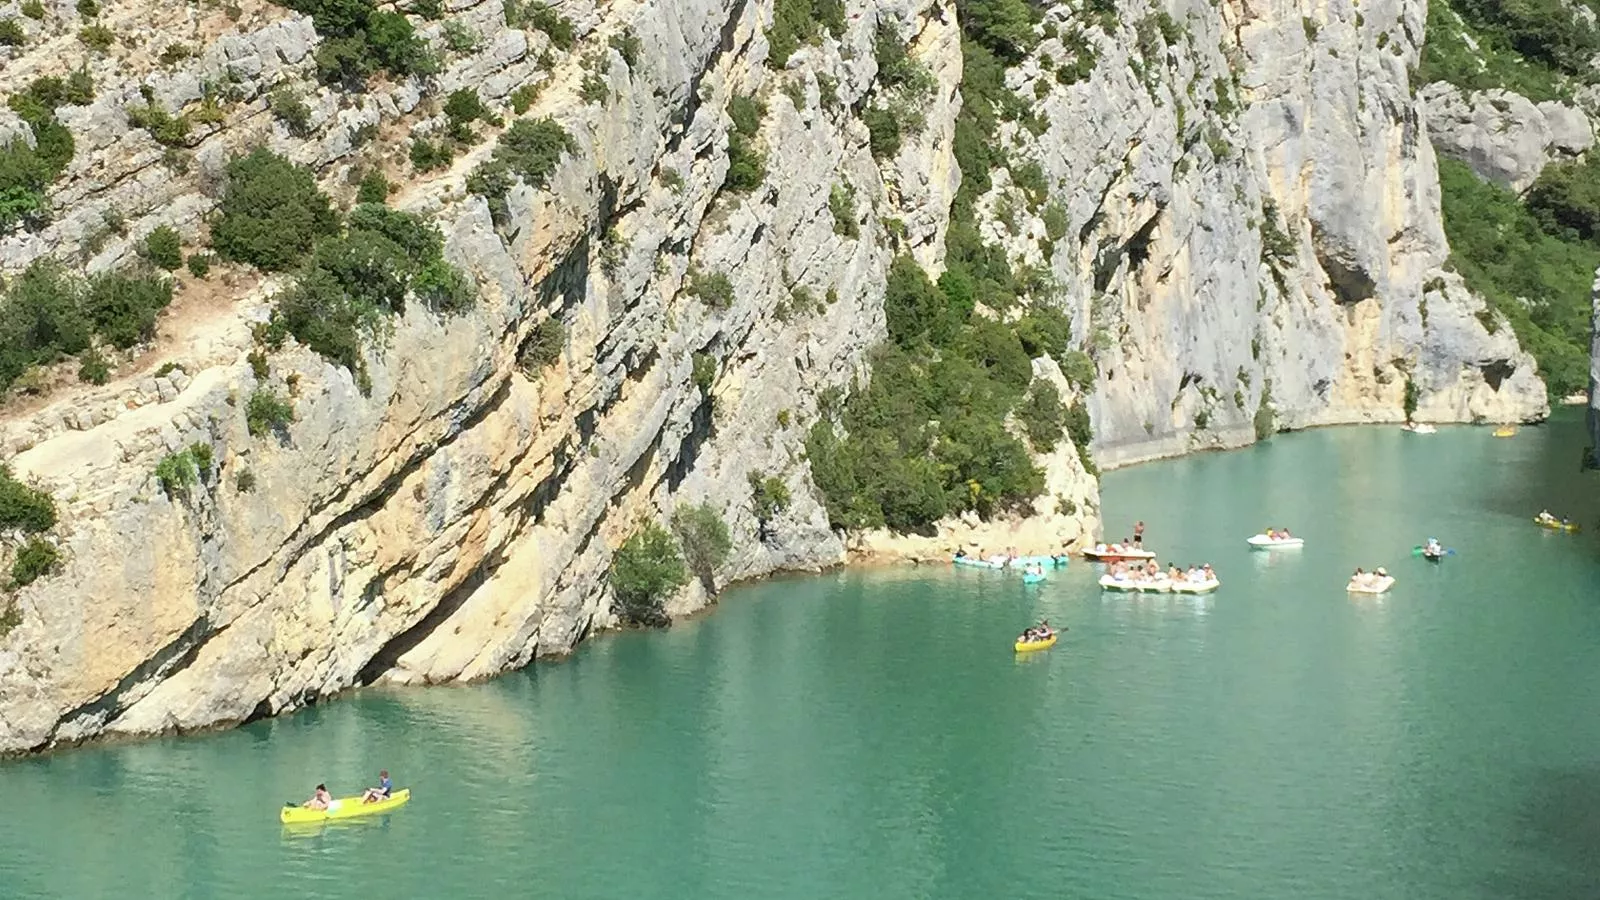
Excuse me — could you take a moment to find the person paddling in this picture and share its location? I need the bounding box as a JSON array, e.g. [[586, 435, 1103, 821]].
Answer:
[[362, 770, 392, 804], [303, 784, 331, 810]]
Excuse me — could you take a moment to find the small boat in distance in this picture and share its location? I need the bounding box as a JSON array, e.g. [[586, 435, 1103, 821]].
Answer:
[[1082, 545, 1157, 563], [281, 789, 411, 824], [1493, 426, 1517, 438], [1401, 422, 1437, 434], [1347, 567, 1395, 594], [1247, 530, 1304, 549]]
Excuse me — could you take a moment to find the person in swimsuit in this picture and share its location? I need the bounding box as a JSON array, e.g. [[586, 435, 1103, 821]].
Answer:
[[304, 784, 331, 810], [362, 770, 392, 804], [1133, 521, 1145, 547]]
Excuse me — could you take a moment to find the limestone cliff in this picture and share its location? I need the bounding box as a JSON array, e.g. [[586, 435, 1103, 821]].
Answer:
[[0, 0, 1553, 754]]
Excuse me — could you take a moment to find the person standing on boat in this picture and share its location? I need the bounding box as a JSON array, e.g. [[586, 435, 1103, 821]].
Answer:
[[1133, 521, 1145, 547]]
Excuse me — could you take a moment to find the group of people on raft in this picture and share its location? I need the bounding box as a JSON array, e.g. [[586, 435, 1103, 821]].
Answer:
[[1348, 567, 1390, 589], [301, 770, 393, 809], [1017, 620, 1059, 645], [1105, 559, 1216, 585]]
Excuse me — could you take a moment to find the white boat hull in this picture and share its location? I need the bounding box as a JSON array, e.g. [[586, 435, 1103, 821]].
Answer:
[[1171, 579, 1220, 594], [1346, 576, 1395, 594], [1247, 535, 1304, 549]]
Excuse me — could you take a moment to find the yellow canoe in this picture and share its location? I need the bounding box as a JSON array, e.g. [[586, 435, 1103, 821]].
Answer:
[[1534, 518, 1581, 533], [280, 789, 411, 824], [1493, 427, 1517, 437], [1014, 634, 1057, 653]]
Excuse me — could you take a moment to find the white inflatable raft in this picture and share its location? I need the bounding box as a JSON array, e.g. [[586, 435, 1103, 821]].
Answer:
[[1098, 574, 1171, 593], [1171, 578, 1220, 594], [1346, 575, 1395, 594]]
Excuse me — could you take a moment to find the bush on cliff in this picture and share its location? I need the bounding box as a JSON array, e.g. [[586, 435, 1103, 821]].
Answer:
[[670, 503, 732, 594], [279, 0, 436, 86], [0, 75, 91, 234], [0, 466, 57, 533], [467, 117, 577, 227], [609, 521, 687, 627], [9, 537, 59, 588], [0, 260, 173, 393], [212, 149, 340, 272]]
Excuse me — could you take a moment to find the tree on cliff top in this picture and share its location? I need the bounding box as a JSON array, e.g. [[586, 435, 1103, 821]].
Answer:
[[212, 149, 339, 272]]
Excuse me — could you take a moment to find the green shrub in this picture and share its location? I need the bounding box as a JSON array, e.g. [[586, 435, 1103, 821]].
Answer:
[[691, 352, 716, 395], [246, 389, 294, 436], [609, 31, 641, 67], [1259, 199, 1297, 268], [748, 471, 791, 531], [1253, 379, 1276, 440], [608, 521, 687, 626], [0, 20, 25, 45], [441, 19, 479, 53], [77, 347, 109, 385], [409, 136, 453, 172], [126, 101, 193, 147], [670, 502, 732, 592], [0, 466, 56, 533], [269, 88, 313, 137], [1, 78, 86, 234], [155, 448, 201, 495], [76, 0, 97, 15], [248, 348, 269, 379], [1403, 377, 1419, 418], [579, 73, 609, 104], [768, 0, 845, 68], [723, 95, 767, 192], [0, 261, 173, 391], [186, 253, 213, 278], [509, 83, 542, 114], [20, 1, 44, 19], [0, 601, 20, 636], [686, 269, 735, 308], [509, 0, 575, 49], [356, 169, 391, 204], [1064, 398, 1096, 475], [235, 468, 257, 492], [285, 0, 436, 86], [829, 183, 859, 238], [956, 0, 1040, 62], [518, 318, 565, 374], [78, 24, 113, 50], [159, 43, 193, 65], [140, 225, 184, 270], [491, 116, 575, 187], [10, 537, 59, 588], [212, 148, 339, 271], [443, 88, 499, 142]]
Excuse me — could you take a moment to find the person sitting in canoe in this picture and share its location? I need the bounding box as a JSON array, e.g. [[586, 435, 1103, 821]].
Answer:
[[1538, 509, 1554, 523], [361, 770, 392, 804], [303, 784, 332, 810], [1424, 538, 1442, 556]]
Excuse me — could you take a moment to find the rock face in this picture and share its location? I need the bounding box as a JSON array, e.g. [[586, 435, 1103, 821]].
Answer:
[[1420, 83, 1595, 192], [0, 0, 1553, 754]]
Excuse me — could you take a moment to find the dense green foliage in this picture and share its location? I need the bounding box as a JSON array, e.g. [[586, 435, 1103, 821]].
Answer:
[[269, 88, 314, 137], [1526, 155, 1600, 244], [356, 169, 392, 204], [2, 74, 92, 233], [278, 0, 436, 86], [1418, 0, 1599, 100], [863, 24, 937, 160], [155, 443, 213, 496], [1437, 159, 1599, 397], [466, 117, 576, 227], [608, 521, 687, 627], [506, 0, 574, 49], [830, 183, 858, 238], [686, 269, 735, 309], [518, 318, 565, 374], [245, 389, 295, 437], [0, 466, 57, 533], [140, 226, 183, 271], [9, 536, 59, 588], [723, 95, 767, 192], [670, 503, 732, 593], [748, 472, 791, 533], [0, 260, 174, 392], [767, 0, 846, 68], [1019, 381, 1066, 452], [262, 202, 473, 379], [212, 149, 340, 271]]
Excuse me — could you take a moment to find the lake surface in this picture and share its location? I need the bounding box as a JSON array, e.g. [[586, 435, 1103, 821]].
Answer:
[[3, 416, 1599, 899]]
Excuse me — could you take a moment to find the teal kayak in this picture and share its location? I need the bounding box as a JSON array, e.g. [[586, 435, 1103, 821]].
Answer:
[[1023, 572, 1047, 584]]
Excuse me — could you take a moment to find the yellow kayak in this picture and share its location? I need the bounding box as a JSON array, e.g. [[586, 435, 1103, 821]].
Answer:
[[280, 789, 410, 824], [1014, 634, 1057, 653], [1493, 427, 1516, 437], [1534, 518, 1581, 533]]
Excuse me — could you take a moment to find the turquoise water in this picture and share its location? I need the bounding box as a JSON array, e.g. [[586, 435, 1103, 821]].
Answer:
[[3, 417, 1600, 899]]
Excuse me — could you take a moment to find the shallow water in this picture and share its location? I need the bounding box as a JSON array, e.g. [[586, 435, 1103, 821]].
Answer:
[[2, 416, 1599, 899]]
